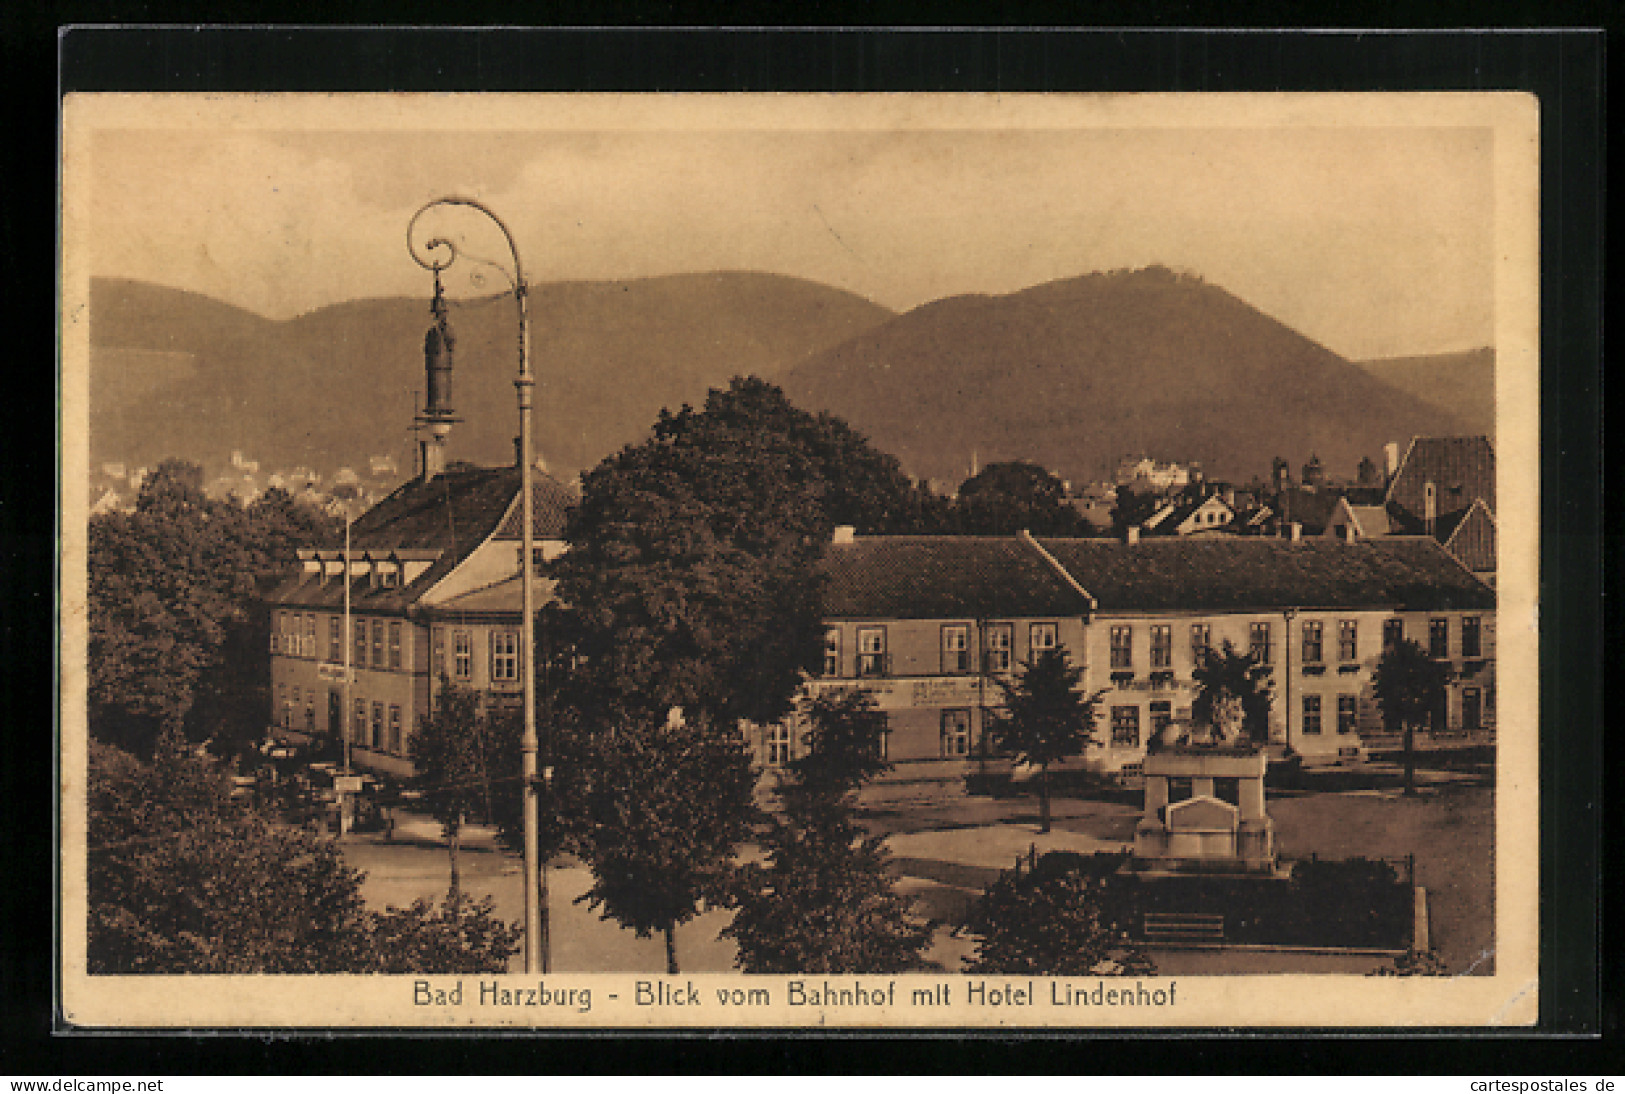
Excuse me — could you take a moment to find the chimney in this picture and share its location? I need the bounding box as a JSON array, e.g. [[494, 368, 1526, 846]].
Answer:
[[1384, 442, 1401, 479], [832, 525, 856, 545], [1423, 481, 1437, 536], [1126, 526, 1140, 546], [1289, 522, 1302, 542]]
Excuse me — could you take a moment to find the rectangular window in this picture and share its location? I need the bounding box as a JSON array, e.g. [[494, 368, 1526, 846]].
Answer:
[[1149, 700, 1172, 742], [1149, 625, 1172, 669], [822, 627, 841, 677], [1110, 705, 1141, 747], [433, 628, 446, 678], [371, 620, 384, 668], [1338, 620, 1358, 662], [1462, 687, 1482, 732], [1190, 623, 1211, 661], [303, 613, 316, 658], [491, 630, 519, 683], [1110, 626, 1133, 670], [1029, 622, 1058, 655], [1337, 695, 1358, 735], [766, 723, 792, 766], [941, 624, 970, 673], [388, 705, 403, 754], [857, 627, 887, 677], [1430, 618, 1450, 659], [1249, 622, 1272, 664], [1302, 694, 1322, 735], [1302, 620, 1324, 664], [371, 702, 384, 750], [940, 709, 972, 757], [1462, 616, 1482, 658], [985, 624, 1013, 674], [305, 693, 316, 733], [453, 631, 473, 681], [328, 616, 342, 663], [1383, 619, 1404, 649], [354, 617, 368, 668], [353, 697, 366, 743], [388, 622, 403, 670]]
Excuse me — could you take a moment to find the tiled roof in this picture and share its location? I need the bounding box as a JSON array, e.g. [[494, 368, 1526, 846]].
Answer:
[[1037, 535, 1493, 612], [266, 465, 575, 613], [1387, 435, 1495, 522], [820, 536, 1095, 620]]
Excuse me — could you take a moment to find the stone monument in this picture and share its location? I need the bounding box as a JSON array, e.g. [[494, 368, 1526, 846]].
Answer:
[[1130, 700, 1277, 874]]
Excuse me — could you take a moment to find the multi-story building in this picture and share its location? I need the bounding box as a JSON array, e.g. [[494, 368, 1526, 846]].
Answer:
[[264, 462, 575, 776], [264, 464, 573, 777], [756, 529, 1496, 779]]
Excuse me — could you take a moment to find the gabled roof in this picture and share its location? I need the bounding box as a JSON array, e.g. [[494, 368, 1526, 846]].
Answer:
[[1146, 493, 1234, 535], [1037, 535, 1493, 613], [1386, 435, 1495, 521], [266, 465, 576, 613], [820, 536, 1096, 620]]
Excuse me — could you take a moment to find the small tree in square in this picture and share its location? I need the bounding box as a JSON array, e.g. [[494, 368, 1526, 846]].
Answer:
[[1372, 637, 1454, 796], [410, 680, 502, 898], [990, 646, 1102, 833], [725, 690, 935, 973]]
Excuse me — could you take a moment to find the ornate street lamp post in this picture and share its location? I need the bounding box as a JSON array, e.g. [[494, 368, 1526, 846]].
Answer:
[[407, 197, 548, 973]]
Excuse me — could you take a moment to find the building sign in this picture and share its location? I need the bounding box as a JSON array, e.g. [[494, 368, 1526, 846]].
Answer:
[[317, 663, 355, 683], [808, 676, 990, 711]]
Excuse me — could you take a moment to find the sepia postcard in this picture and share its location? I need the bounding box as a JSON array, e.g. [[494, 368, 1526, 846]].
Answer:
[[59, 91, 1540, 1029]]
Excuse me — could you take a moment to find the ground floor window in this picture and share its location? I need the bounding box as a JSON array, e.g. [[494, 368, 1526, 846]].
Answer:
[[388, 704, 403, 754], [1302, 694, 1322, 735], [453, 630, 472, 682], [1111, 705, 1141, 747], [354, 697, 366, 743], [1462, 687, 1482, 732], [371, 702, 384, 750], [491, 630, 519, 683], [1149, 700, 1172, 743], [940, 708, 972, 757], [1337, 694, 1358, 735]]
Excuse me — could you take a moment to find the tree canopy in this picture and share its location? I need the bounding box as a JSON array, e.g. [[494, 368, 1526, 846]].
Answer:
[[88, 459, 340, 756], [964, 861, 1150, 977], [1372, 637, 1454, 795], [725, 691, 934, 973], [572, 708, 759, 974], [955, 460, 1086, 536], [87, 739, 519, 973], [550, 376, 943, 727], [991, 646, 1101, 831]]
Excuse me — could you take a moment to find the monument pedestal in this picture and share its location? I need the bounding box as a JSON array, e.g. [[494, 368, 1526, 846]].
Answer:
[[1131, 744, 1277, 875]]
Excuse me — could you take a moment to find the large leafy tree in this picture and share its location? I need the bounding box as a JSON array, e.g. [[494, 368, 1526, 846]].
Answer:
[[955, 460, 1085, 536], [572, 708, 759, 974], [87, 460, 340, 757], [1372, 637, 1454, 796], [991, 646, 1102, 833], [87, 739, 519, 973], [549, 377, 943, 727], [1190, 639, 1275, 746], [726, 691, 934, 973]]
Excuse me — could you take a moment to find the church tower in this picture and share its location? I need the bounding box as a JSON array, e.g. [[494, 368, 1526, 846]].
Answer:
[[416, 270, 460, 481]]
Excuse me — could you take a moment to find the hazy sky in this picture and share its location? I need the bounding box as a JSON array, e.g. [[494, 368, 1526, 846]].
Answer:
[[84, 99, 1498, 360]]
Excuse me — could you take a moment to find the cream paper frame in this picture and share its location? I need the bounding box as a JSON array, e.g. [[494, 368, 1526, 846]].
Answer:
[[58, 91, 1540, 1029]]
